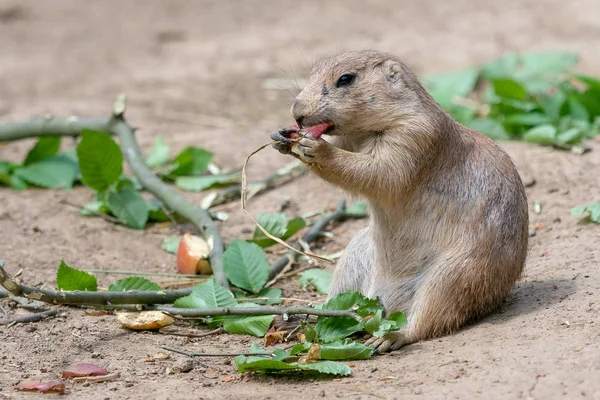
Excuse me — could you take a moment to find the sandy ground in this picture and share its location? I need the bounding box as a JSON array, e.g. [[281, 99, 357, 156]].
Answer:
[[1, 0, 600, 399]]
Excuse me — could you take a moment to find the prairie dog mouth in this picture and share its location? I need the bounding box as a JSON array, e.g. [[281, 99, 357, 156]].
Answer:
[[290, 121, 335, 139]]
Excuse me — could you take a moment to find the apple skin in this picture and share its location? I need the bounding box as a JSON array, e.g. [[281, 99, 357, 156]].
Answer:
[[176, 233, 213, 275]]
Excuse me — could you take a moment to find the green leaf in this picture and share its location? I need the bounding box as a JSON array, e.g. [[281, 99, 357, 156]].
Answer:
[[146, 199, 173, 223], [519, 51, 578, 76], [556, 128, 583, 144], [492, 78, 527, 100], [576, 90, 600, 119], [539, 91, 567, 121], [568, 96, 590, 121], [189, 277, 237, 308], [23, 137, 61, 165], [319, 341, 374, 360], [234, 356, 351, 376], [252, 213, 287, 240], [299, 361, 352, 376], [14, 155, 78, 189], [504, 113, 552, 126], [145, 136, 170, 168], [345, 201, 368, 217], [223, 240, 269, 293], [173, 294, 208, 309], [372, 312, 407, 337], [315, 317, 364, 343], [283, 216, 307, 238], [422, 67, 479, 98], [481, 53, 521, 80], [467, 119, 510, 141], [252, 287, 283, 305], [9, 174, 28, 190], [321, 291, 381, 317], [250, 214, 307, 248], [106, 188, 150, 229], [364, 310, 383, 335], [161, 236, 181, 254], [174, 172, 240, 192], [574, 74, 600, 90], [271, 349, 290, 361], [570, 203, 600, 223], [169, 147, 213, 176], [523, 125, 557, 145], [108, 277, 163, 292], [56, 260, 97, 291], [299, 269, 333, 295], [289, 342, 312, 355], [113, 176, 137, 192], [222, 303, 274, 337], [79, 201, 110, 217], [76, 130, 123, 191], [250, 342, 268, 353], [482, 52, 578, 80], [301, 321, 317, 343], [0, 162, 11, 186], [447, 104, 477, 125]]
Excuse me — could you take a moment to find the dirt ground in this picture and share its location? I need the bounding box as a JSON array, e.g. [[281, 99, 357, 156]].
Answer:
[[1, 0, 600, 399]]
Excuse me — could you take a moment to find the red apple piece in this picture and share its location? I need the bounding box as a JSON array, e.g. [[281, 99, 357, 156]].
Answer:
[[177, 233, 213, 275]]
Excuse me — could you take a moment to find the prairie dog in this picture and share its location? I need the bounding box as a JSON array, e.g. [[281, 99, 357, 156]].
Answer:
[[271, 50, 528, 352]]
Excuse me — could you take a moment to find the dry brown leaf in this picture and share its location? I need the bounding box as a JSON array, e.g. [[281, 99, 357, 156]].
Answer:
[[264, 330, 286, 346], [298, 343, 321, 364]]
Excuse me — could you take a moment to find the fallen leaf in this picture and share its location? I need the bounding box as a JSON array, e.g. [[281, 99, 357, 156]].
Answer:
[[298, 343, 321, 364], [296, 333, 306, 342], [62, 362, 108, 378], [13, 379, 65, 395], [264, 330, 286, 346], [221, 376, 234, 382], [116, 311, 174, 330]]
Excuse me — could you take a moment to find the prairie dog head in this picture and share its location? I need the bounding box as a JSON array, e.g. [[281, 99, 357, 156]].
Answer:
[[291, 50, 433, 137]]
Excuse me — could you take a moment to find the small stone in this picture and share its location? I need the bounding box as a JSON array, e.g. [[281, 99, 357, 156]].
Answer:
[[171, 358, 194, 373], [25, 325, 37, 333]]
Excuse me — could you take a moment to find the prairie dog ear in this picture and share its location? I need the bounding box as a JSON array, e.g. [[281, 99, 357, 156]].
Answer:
[[386, 61, 403, 84]]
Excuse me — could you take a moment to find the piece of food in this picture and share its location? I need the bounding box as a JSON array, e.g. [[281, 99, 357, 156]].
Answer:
[[62, 363, 108, 379], [176, 232, 212, 275], [116, 311, 174, 330]]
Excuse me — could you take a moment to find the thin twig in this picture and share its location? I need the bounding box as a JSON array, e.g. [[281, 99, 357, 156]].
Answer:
[[268, 199, 354, 280], [110, 97, 229, 289], [241, 142, 334, 264], [1, 262, 358, 318], [158, 327, 224, 338], [83, 269, 208, 279], [1, 309, 57, 325], [161, 346, 272, 358], [123, 304, 360, 319], [72, 372, 121, 383], [202, 160, 306, 208], [0, 261, 192, 305], [236, 296, 313, 304], [60, 199, 127, 226]]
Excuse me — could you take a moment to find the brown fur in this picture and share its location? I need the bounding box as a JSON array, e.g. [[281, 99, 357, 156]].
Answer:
[[274, 50, 528, 352]]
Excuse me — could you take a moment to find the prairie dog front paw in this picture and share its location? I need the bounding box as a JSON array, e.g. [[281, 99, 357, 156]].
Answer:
[[293, 136, 331, 165]]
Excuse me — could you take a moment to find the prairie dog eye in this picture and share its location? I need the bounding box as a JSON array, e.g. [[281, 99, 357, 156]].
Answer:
[[336, 73, 355, 87]]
